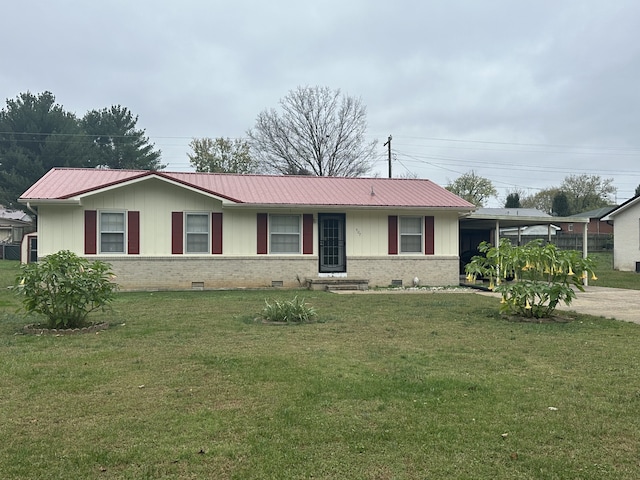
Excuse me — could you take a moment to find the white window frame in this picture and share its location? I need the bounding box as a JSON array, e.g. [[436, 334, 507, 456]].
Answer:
[[99, 211, 126, 254], [185, 212, 210, 254], [399, 216, 423, 254], [269, 214, 301, 254]]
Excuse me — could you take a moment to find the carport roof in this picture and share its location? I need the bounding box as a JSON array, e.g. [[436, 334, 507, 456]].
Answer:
[[460, 208, 589, 231]]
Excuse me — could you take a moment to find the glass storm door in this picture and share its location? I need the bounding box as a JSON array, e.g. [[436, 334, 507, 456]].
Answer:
[[319, 214, 346, 273]]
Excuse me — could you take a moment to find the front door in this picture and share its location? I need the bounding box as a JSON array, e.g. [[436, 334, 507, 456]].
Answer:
[[319, 214, 346, 273]]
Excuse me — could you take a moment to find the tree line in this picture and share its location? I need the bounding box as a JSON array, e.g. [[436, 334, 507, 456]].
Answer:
[[446, 170, 619, 216], [1, 87, 633, 216], [0, 86, 378, 210]]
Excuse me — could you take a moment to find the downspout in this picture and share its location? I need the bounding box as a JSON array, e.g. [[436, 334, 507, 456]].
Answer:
[[26, 202, 38, 218], [26, 202, 38, 233]]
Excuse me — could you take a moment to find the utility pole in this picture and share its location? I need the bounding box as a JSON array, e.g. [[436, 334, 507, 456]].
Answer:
[[383, 135, 392, 178]]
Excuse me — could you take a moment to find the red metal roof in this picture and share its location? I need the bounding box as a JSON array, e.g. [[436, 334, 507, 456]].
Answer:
[[20, 168, 475, 209]]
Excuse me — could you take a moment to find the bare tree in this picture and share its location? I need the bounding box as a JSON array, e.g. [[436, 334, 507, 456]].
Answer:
[[247, 86, 377, 176]]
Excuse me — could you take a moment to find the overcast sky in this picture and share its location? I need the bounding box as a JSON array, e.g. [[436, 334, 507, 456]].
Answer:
[[2, 0, 639, 206]]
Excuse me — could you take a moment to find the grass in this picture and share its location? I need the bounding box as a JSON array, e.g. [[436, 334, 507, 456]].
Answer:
[[1, 259, 640, 479], [589, 252, 640, 289]]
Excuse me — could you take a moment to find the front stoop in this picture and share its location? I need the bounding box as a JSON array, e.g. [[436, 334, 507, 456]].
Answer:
[[306, 278, 369, 291]]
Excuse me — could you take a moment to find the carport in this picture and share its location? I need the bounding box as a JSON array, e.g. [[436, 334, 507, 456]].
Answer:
[[459, 208, 591, 284]]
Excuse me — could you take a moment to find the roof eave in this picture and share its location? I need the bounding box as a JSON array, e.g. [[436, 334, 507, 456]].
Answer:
[[18, 198, 81, 206], [222, 203, 475, 211], [463, 213, 589, 223], [602, 196, 640, 221]]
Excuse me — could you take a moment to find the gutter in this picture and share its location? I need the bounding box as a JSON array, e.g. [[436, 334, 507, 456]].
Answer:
[[18, 198, 82, 206]]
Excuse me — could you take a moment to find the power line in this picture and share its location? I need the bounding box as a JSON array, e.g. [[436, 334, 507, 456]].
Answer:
[[381, 134, 640, 153], [393, 149, 640, 176]]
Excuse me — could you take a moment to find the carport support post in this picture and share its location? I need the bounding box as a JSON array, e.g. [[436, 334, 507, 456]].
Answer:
[[583, 223, 588, 286], [495, 220, 500, 279]]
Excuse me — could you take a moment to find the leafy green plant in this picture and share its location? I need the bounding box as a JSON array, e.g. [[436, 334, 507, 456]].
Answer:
[[261, 296, 317, 323], [13, 250, 117, 328], [465, 239, 597, 318]]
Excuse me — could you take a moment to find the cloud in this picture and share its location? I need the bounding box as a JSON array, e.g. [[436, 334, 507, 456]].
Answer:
[[2, 0, 639, 203]]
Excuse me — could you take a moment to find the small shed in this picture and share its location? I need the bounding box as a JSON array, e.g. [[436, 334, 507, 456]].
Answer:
[[0, 208, 34, 260]]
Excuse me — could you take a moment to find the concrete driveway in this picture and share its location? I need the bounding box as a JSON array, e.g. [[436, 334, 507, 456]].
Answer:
[[552, 286, 640, 324], [335, 285, 640, 324]]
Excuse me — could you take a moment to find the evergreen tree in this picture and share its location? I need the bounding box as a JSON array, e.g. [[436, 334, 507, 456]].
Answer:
[[505, 192, 521, 208], [552, 191, 571, 216], [82, 105, 164, 170], [0, 91, 92, 209]]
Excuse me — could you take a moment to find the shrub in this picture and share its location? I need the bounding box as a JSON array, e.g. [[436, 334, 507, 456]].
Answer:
[[14, 250, 117, 329], [465, 239, 597, 319], [261, 296, 317, 323]]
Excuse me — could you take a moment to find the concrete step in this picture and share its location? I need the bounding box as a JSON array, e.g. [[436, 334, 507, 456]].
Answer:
[[306, 278, 369, 291]]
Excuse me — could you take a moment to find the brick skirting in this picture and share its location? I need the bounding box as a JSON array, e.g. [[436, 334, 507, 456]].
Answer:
[[98, 255, 460, 291]]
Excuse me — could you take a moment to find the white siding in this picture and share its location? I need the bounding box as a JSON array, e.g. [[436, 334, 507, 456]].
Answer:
[[38, 205, 85, 255], [347, 211, 388, 256], [434, 211, 460, 256], [612, 207, 640, 271], [222, 209, 258, 255], [346, 210, 459, 256], [38, 179, 223, 257], [39, 200, 462, 260]]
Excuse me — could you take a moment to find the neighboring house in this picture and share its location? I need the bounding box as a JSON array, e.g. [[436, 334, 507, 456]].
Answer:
[[602, 196, 640, 272], [19, 168, 475, 290], [501, 224, 561, 236], [0, 207, 33, 244], [555, 206, 616, 235]]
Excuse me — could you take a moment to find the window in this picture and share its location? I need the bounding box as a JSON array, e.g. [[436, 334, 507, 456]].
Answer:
[[400, 217, 422, 253], [100, 212, 125, 253], [270, 215, 300, 253], [568, 223, 574, 232], [185, 213, 209, 253], [12, 227, 23, 244]]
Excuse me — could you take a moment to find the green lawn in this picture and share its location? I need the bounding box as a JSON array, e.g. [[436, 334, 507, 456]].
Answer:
[[589, 252, 640, 289], [1, 259, 640, 479]]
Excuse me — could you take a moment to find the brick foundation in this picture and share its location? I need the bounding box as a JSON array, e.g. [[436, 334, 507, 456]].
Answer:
[[100, 255, 460, 291]]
